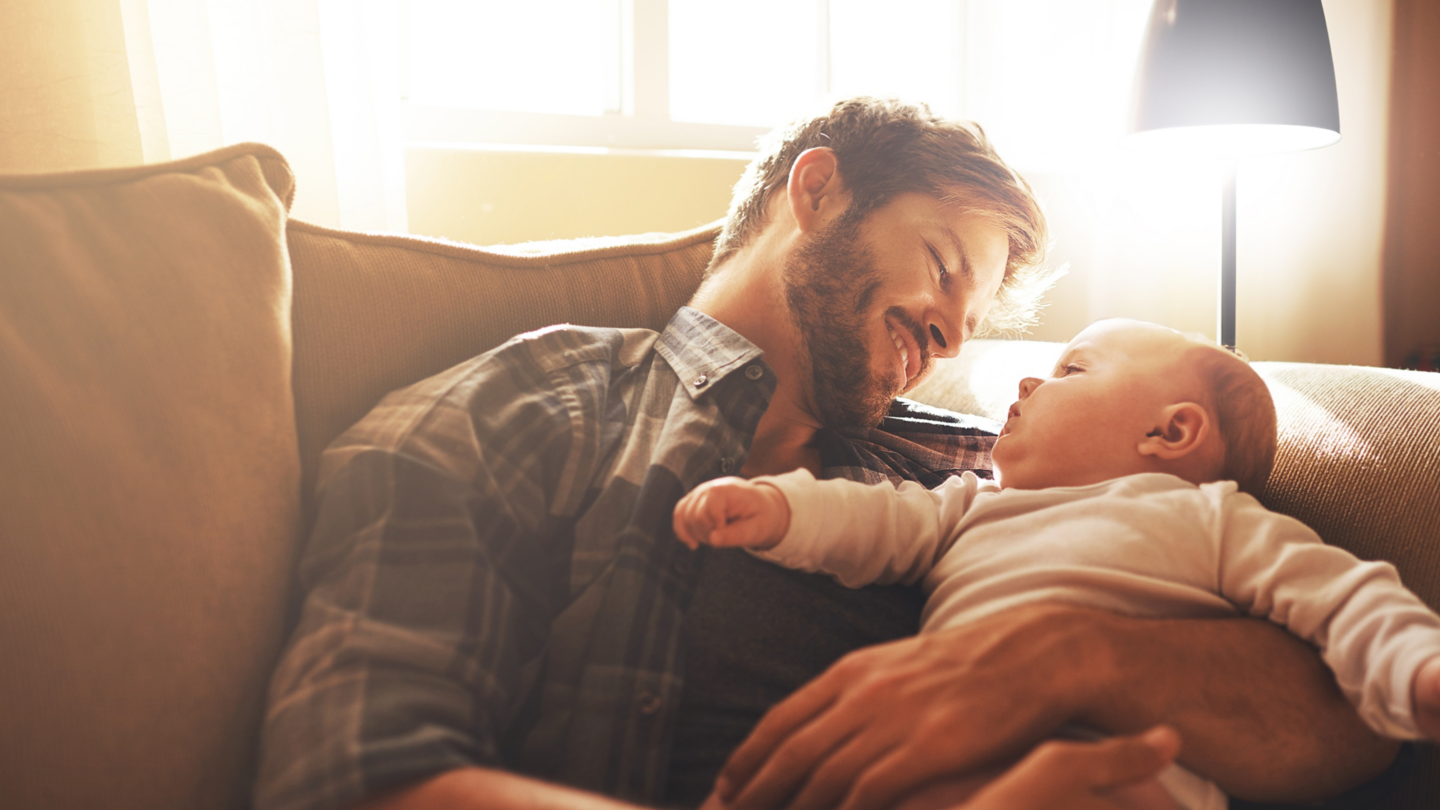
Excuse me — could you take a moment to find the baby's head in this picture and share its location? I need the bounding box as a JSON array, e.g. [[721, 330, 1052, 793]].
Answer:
[[991, 318, 1277, 495]]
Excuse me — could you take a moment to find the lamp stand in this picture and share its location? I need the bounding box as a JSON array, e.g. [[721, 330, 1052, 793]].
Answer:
[[1220, 159, 1237, 350]]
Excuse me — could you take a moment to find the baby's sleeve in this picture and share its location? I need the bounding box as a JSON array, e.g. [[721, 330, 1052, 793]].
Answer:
[[1216, 491, 1440, 739], [752, 469, 986, 588]]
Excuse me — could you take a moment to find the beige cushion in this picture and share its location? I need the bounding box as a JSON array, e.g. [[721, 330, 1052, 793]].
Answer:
[[0, 144, 300, 810], [1259, 362, 1440, 808], [913, 340, 1440, 807], [287, 219, 719, 518]]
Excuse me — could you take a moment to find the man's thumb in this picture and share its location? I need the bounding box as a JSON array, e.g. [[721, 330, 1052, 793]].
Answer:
[[1086, 725, 1182, 790]]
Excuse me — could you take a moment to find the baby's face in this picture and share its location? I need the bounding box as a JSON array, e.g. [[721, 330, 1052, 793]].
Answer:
[[991, 319, 1203, 490]]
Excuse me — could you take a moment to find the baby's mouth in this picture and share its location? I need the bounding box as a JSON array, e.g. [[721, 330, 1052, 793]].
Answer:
[[999, 403, 1022, 436]]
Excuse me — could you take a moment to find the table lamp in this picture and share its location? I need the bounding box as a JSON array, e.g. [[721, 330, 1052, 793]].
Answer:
[[1124, 0, 1341, 349]]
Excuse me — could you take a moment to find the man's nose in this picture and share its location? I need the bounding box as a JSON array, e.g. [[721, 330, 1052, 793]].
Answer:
[[926, 321, 961, 359], [1018, 377, 1042, 398]]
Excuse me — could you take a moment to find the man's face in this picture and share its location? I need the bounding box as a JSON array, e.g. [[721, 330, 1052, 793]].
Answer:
[[782, 192, 1009, 429], [991, 319, 1202, 490]]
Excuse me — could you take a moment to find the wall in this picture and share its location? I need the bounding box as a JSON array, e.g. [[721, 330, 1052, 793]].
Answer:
[[1383, 0, 1440, 369], [1017, 0, 1392, 366], [0, 0, 142, 172], [406, 146, 746, 245]]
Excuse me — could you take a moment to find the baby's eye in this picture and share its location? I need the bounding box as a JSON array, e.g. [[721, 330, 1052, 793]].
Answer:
[[1059, 364, 1083, 376]]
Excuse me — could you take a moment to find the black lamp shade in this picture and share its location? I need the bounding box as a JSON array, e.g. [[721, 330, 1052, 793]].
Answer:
[[1128, 0, 1341, 154]]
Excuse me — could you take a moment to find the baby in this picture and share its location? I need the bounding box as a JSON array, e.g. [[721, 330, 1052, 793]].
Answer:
[[673, 318, 1440, 810]]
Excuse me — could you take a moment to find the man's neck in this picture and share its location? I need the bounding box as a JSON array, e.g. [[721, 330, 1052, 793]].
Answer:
[[689, 243, 826, 479], [741, 401, 823, 477]]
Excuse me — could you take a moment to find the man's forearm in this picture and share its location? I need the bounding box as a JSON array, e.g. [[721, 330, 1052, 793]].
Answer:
[[1069, 610, 1400, 803], [351, 767, 647, 810], [712, 603, 1399, 810]]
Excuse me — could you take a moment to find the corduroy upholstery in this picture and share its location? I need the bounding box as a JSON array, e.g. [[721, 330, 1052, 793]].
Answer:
[[1, 142, 1436, 810]]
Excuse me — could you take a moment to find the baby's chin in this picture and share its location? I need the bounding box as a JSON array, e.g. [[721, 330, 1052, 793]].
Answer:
[[991, 464, 1023, 490], [989, 444, 1022, 487], [993, 462, 1091, 491]]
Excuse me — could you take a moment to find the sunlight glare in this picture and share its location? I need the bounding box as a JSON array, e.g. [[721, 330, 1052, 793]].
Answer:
[[406, 0, 611, 115]]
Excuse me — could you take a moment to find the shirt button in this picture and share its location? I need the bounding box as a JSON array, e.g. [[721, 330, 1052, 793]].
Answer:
[[745, 365, 764, 381], [719, 457, 734, 474], [693, 375, 708, 388], [638, 691, 663, 715]]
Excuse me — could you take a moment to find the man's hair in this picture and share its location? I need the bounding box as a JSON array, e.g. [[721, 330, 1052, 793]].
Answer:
[[708, 96, 1056, 335], [1189, 345, 1278, 496]]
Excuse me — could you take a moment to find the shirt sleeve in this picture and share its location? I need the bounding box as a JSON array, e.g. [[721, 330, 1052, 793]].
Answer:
[[753, 468, 989, 588], [253, 346, 580, 810], [1215, 489, 1440, 739]]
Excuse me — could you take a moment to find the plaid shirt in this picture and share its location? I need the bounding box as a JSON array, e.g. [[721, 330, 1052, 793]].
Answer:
[[255, 307, 997, 810]]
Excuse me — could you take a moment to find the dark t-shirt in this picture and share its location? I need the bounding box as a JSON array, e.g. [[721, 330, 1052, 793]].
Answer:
[[661, 415, 972, 809], [664, 550, 925, 808]]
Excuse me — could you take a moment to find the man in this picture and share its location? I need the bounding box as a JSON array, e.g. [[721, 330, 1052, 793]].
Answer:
[[254, 98, 1397, 810]]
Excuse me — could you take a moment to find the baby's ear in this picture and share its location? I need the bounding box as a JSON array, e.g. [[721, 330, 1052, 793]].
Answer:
[[1138, 402, 1212, 460]]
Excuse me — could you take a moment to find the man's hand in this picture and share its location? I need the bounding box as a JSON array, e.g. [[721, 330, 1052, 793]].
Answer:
[[716, 605, 1399, 810], [961, 725, 1182, 810], [715, 603, 1100, 810], [1412, 655, 1440, 740], [351, 766, 647, 810], [705, 726, 1183, 810], [673, 477, 790, 550]]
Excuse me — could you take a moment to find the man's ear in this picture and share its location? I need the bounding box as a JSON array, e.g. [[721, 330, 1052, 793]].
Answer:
[[786, 147, 849, 233], [1138, 402, 1212, 460]]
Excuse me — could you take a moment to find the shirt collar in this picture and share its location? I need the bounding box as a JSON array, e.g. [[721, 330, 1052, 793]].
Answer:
[[657, 306, 768, 401]]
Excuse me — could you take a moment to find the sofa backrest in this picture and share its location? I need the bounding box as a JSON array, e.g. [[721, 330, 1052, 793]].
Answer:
[[286, 219, 720, 524]]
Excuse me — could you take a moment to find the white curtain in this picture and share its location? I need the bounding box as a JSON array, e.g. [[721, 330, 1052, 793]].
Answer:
[[0, 0, 407, 232]]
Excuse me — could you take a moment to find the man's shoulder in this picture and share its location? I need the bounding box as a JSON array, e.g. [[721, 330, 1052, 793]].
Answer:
[[489, 323, 661, 374], [324, 324, 663, 474]]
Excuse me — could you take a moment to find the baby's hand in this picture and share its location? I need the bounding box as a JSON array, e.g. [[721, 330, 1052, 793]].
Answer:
[[1413, 655, 1440, 740], [673, 476, 791, 551]]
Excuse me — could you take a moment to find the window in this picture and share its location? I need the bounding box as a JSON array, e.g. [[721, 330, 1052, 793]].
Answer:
[[405, 1, 620, 117], [402, 0, 1152, 163]]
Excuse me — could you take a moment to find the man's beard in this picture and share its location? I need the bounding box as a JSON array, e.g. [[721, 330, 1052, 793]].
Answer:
[[782, 216, 930, 430]]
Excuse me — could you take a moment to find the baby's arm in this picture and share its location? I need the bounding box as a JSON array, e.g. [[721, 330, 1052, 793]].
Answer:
[[1217, 493, 1440, 740], [674, 468, 987, 588]]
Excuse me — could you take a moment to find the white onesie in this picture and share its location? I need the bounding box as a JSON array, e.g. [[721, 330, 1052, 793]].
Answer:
[[753, 470, 1440, 810]]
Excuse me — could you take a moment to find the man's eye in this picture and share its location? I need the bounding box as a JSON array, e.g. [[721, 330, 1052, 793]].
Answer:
[[928, 246, 951, 285]]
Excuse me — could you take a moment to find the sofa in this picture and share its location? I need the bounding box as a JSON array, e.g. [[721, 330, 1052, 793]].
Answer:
[[1, 143, 1436, 810]]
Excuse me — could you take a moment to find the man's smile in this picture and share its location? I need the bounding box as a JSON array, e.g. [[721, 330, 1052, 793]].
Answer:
[[886, 316, 922, 388]]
